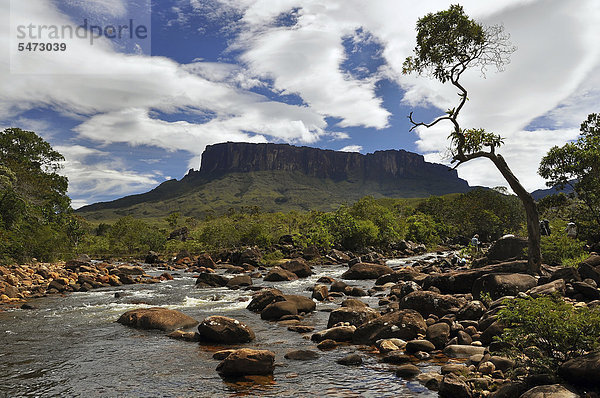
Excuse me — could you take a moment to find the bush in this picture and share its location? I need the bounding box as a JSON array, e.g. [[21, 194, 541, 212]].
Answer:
[[540, 232, 586, 266], [405, 212, 444, 245], [497, 295, 600, 372]]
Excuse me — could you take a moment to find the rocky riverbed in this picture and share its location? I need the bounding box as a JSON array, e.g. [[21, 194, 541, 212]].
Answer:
[[2, 239, 600, 397]]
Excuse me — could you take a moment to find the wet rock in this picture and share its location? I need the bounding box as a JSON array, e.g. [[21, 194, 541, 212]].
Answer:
[[456, 330, 473, 345], [261, 301, 298, 320], [439, 373, 473, 398], [416, 372, 443, 391], [317, 339, 338, 350], [399, 291, 464, 318], [197, 316, 255, 344], [216, 348, 275, 376], [382, 351, 412, 364], [115, 265, 145, 275], [287, 325, 315, 333], [389, 281, 421, 299], [311, 325, 356, 343], [441, 363, 470, 375], [213, 349, 236, 360], [337, 353, 362, 366], [330, 281, 348, 292], [473, 273, 537, 300], [327, 306, 380, 328], [478, 361, 495, 375], [284, 350, 320, 361], [347, 287, 367, 297], [195, 272, 229, 287], [519, 384, 580, 398], [443, 345, 486, 359], [527, 279, 566, 298], [197, 253, 217, 268], [226, 275, 252, 288], [341, 298, 368, 308], [489, 381, 528, 398], [405, 339, 435, 353], [342, 263, 393, 280], [490, 356, 515, 372], [353, 309, 427, 345], [396, 364, 420, 379], [282, 294, 316, 314], [117, 307, 198, 332], [330, 249, 351, 263], [426, 322, 451, 349], [312, 284, 328, 301], [167, 330, 200, 342], [558, 350, 600, 388], [264, 267, 298, 282], [145, 251, 160, 264], [281, 259, 313, 278], [247, 288, 285, 312]]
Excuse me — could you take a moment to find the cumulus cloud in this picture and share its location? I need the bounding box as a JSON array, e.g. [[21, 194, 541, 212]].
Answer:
[[339, 145, 362, 153]]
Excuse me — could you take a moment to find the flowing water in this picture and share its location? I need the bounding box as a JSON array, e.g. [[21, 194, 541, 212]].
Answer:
[[0, 255, 443, 397]]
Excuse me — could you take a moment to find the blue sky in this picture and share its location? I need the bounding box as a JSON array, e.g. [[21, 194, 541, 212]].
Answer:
[[1, 0, 599, 208]]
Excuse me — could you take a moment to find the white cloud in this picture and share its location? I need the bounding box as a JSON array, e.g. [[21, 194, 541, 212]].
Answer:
[[339, 145, 362, 153]]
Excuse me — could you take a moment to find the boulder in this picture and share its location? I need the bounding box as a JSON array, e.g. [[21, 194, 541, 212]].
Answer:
[[281, 259, 313, 278], [399, 291, 464, 318], [311, 326, 356, 343], [423, 261, 529, 294], [487, 236, 527, 262], [117, 307, 198, 332], [197, 316, 255, 344], [405, 339, 436, 353], [396, 364, 420, 379], [382, 352, 412, 364], [195, 272, 229, 287], [226, 275, 252, 288], [558, 351, 600, 388], [472, 273, 537, 300], [216, 348, 275, 376], [247, 288, 285, 312], [353, 309, 427, 345], [261, 301, 298, 321], [196, 253, 216, 268], [572, 281, 600, 300], [456, 301, 487, 321], [337, 353, 363, 366], [426, 323, 451, 349], [439, 373, 472, 398], [519, 384, 580, 398], [283, 294, 316, 314], [115, 265, 145, 275], [312, 284, 329, 301], [263, 267, 298, 282], [578, 259, 600, 285], [443, 345, 486, 358], [527, 279, 566, 298], [342, 263, 393, 280], [327, 306, 380, 328]]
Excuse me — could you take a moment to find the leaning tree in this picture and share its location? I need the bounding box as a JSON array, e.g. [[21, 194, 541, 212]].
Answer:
[[402, 5, 541, 273]]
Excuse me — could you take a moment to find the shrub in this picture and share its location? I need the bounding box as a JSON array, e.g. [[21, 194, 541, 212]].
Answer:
[[497, 295, 600, 373], [405, 212, 443, 245], [540, 233, 586, 266]]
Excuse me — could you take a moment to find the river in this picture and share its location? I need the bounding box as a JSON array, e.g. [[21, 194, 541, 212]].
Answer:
[[0, 255, 442, 397]]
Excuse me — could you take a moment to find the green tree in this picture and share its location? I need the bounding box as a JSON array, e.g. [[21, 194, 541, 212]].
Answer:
[[403, 5, 542, 273], [539, 113, 600, 242]]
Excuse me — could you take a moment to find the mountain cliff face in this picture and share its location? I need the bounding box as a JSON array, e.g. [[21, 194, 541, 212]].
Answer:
[[195, 142, 463, 183], [77, 142, 471, 220]]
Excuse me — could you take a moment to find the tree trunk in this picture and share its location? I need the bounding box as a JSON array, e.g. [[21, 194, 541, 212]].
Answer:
[[490, 154, 542, 274]]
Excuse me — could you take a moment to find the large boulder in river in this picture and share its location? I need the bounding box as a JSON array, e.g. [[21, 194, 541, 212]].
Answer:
[[283, 294, 316, 314], [196, 272, 229, 287], [342, 262, 393, 280], [117, 307, 198, 332], [216, 348, 275, 376], [487, 236, 527, 262], [311, 325, 356, 343], [197, 316, 255, 344], [423, 261, 529, 294], [261, 301, 298, 320], [558, 351, 600, 388], [472, 273, 537, 300], [247, 288, 285, 312], [399, 291, 465, 318], [263, 267, 298, 282], [353, 309, 426, 344], [327, 306, 380, 328], [281, 259, 313, 278]]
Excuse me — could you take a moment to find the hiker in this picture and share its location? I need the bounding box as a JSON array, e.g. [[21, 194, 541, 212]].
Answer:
[[471, 234, 480, 252], [540, 219, 551, 236], [566, 222, 577, 239]]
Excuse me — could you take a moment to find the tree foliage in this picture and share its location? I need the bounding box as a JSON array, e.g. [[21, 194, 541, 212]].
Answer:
[[539, 113, 600, 242]]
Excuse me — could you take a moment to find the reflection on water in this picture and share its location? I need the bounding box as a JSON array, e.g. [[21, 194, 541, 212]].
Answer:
[[0, 261, 440, 397]]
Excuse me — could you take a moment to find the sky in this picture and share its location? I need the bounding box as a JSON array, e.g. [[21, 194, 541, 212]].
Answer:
[[1, 0, 599, 209]]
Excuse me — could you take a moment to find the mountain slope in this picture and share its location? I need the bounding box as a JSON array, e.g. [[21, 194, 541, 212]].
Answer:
[[77, 142, 471, 221]]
